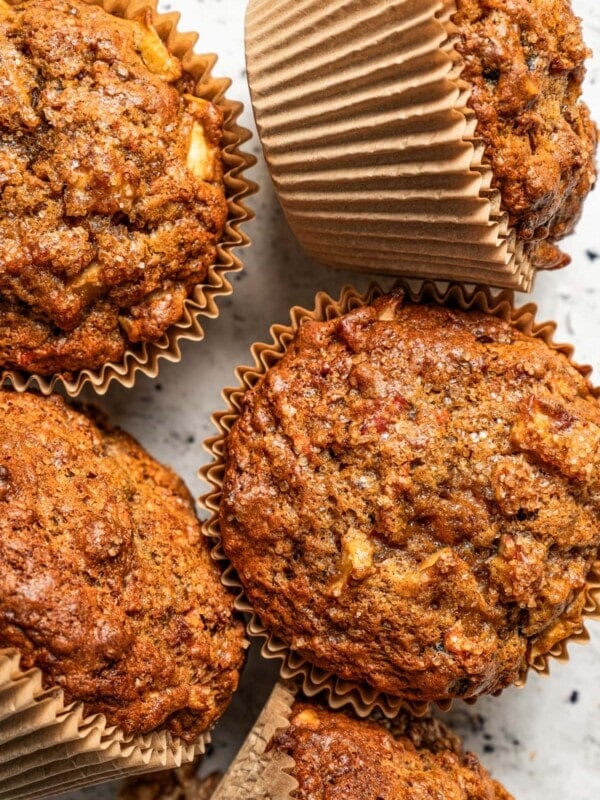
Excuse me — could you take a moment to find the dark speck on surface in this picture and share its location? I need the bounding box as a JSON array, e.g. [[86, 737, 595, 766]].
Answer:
[[586, 250, 599, 261], [187, 434, 195, 444], [155, 383, 163, 392], [468, 713, 486, 735], [512, 738, 521, 747], [483, 744, 495, 754], [569, 690, 580, 705]]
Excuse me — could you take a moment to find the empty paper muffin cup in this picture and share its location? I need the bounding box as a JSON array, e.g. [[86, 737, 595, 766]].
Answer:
[[245, 0, 596, 291], [0, 0, 255, 397], [0, 650, 207, 800], [201, 280, 600, 719]]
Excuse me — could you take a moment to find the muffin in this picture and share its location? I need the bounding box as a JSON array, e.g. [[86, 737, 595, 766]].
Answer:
[[0, 390, 245, 741], [245, 0, 596, 288], [0, 0, 227, 376], [268, 699, 514, 799], [119, 762, 221, 800], [219, 289, 600, 703], [453, 0, 597, 270]]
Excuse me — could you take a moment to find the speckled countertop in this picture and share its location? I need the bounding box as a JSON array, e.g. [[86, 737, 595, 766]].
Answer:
[[56, 0, 600, 798]]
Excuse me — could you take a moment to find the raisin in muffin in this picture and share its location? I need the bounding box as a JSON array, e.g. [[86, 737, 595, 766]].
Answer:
[[0, 390, 245, 740], [220, 290, 600, 702], [269, 700, 513, 799], [0, 0, 227, 375], [453, 0, 597, 270]]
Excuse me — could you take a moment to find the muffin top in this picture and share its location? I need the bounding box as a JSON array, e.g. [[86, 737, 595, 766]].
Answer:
[[0, 391, 245, 740], [0, 0, 227, 375], [269, 700, 513, 800], [453, 0, 597, 270], [220, 291, 600, 702]]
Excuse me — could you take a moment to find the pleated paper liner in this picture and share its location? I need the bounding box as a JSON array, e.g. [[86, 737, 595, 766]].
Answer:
[[210, 681, 298, 800], [201, 279, 600, 721], [0, 650, 208, 800], [245, 0, 539, 290], [1, 0, 256, 398]]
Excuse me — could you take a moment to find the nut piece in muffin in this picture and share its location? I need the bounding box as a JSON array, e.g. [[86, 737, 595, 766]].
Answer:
[[269, 700, 513, 800], [0, 0, 227, 375], [452, 0, 597, 270], [0, 391, 245, 740], [220, 290, 600, 702]]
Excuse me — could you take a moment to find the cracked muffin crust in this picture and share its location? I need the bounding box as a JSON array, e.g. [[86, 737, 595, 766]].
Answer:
[[0, 390, 245, 740], [269, 700, 514, 800], [453, 0, 597, 270], [220, 290, 600, 702], [0, 0, 227, 375]]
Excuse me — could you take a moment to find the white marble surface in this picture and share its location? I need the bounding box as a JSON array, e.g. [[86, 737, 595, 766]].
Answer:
[[56, 1, 600, 798]]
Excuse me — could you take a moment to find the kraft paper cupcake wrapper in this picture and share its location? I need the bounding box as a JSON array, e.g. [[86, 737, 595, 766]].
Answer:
[[201, 279, 600, 721], [0, 649, 208, 800], [1, 0, 256, 398], [211, 681, 298, 800], [245, 0, 539, 290]]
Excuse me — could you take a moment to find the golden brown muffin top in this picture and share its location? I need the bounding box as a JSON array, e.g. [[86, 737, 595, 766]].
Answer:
[[0, 391, 245, 740], [453, 0, 597, 270], [0, 0, 227, 375], [221, 291, 600, 702], [269, 701, 514, 800]]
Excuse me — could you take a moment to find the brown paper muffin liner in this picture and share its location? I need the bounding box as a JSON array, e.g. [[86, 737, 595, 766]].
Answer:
[[201, 280, 600, 720], [210, 681, 298, 800], [245, 0, 539, 291], [1, 0, 256, 398], [0, 649, 208, 800], [0, 639, 251, 798]]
